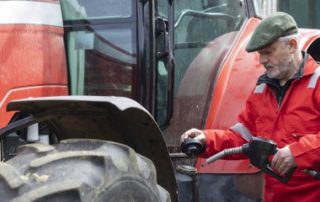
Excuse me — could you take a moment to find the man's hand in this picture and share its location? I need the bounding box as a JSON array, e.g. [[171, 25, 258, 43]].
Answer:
[[271, 146, 297, 175], [180, 128, 206, 145]]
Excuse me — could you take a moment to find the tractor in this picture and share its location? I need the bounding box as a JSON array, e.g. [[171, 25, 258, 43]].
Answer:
[[1, 0, 320, 201]]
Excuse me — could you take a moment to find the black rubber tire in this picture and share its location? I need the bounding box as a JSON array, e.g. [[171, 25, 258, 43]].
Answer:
[[0, 139, 170, 202]]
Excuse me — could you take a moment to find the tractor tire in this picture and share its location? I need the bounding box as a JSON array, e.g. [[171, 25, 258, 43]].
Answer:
[[0, 139, 170, 202]]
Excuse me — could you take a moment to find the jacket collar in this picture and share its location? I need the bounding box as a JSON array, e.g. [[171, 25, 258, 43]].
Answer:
[[303, 53, 320, 76]]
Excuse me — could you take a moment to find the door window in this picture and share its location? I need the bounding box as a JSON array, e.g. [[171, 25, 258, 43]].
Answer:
[[61, 0, 137, 97]]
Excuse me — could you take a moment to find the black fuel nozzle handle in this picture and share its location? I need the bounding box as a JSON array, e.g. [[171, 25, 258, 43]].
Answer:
[[244, 137, 296, 183], [264, 162, 296, 183]]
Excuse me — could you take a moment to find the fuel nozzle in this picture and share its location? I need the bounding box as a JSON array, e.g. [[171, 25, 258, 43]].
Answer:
[[202, 137, 295, 183]]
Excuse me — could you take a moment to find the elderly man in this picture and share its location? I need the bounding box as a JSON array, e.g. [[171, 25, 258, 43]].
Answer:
[[181, 12, 320, 202]]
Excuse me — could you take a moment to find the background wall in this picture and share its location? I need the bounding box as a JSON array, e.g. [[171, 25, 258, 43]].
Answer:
[[278, 0, 320, 29]]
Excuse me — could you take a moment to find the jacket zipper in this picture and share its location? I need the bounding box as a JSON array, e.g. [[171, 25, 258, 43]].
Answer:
[[270, 81, 296, 138]]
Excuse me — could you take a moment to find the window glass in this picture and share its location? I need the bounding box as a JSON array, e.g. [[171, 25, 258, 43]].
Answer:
[[61, 0, 137, 98], [155, 1, 170, 126], [61, 0, 132, 20], [174, 0, 246, 93], [66, 26, 136, 97], [163, 0, 247, 141], [156, 61, 168, 125]]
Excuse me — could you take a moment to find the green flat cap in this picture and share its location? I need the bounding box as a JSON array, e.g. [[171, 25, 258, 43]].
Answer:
[[246, 12, 298, 52]]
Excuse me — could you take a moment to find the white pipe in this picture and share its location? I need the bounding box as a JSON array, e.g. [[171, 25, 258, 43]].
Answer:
[[39, 134, 49, 144], [27, 123, 39, 142]]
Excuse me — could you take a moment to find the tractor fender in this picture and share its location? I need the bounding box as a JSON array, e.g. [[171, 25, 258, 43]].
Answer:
[[4, 96, 178, 201]]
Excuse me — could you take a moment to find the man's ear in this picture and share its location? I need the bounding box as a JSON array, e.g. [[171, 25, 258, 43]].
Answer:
[[288, 38, 298, 52]]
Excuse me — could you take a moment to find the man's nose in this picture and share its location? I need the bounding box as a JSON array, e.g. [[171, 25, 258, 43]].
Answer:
[[259, 55, 267, 64]]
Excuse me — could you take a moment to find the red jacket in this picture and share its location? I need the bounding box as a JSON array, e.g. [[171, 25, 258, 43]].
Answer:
[[203, 54, 320, 202]]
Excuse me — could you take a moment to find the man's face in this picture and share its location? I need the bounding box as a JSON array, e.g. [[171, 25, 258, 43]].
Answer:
[[258, 39, 295, 84]]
